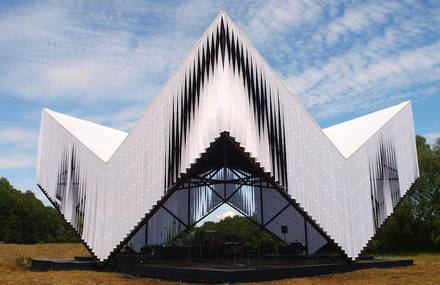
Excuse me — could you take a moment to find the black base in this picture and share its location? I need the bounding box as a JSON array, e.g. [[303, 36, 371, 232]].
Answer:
[[32, 256, 100, 271], [32, 257, 413, 283]]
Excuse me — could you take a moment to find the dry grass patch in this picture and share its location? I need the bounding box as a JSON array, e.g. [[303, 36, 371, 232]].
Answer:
[[0, 243, 175, 285], [0, 244, 439, 284], [243, 253, 440, 285], [0, 243, 89, 273]]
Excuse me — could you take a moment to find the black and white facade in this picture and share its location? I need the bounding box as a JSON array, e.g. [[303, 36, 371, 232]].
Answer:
[[37, 12, 419, 262]]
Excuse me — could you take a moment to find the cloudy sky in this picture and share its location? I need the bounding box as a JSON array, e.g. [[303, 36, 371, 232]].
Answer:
[[0, 1, 439, 213]]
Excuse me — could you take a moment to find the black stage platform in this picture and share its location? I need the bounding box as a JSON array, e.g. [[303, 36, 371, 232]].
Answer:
[[31, 256, 99, 271], [32, 256, 413, 283]]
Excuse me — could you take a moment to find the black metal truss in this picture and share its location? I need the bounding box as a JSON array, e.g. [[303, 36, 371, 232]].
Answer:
[[126, 132, 321, 259], [154, 166, 290, 247], [100, 132, 351, 264]]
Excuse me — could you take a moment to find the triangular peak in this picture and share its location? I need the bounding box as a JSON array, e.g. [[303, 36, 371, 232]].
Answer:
[[44, 109, 127, 161], [139, 10, 306, 132], [323, 101, 410, 158]]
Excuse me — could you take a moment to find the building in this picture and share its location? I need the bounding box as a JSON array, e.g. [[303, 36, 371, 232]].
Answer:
[[37, 12, 419, 263]]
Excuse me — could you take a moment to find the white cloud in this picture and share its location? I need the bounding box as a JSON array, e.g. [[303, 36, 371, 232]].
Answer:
[[0, 0, 438, 136], [85, 104, 147, 132], [0, 154, 35, 169], [286, 37, 440, 119], [245, 0, 325, 35], [1, 0, 437, 122], [325, 2, 399, 44], [230, 0, 440, 121], [0, 127, 38, 145], [236, 0, 328, 58], [424, 133, 440, 145], [216, 210, 236, 220], [0, 127, 38, 170], [0, 1, 196, 103], [0, 3, 66, 45]]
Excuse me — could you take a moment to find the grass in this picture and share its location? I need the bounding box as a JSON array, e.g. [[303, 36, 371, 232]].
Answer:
[[0, 243, 439, 284], [255, 252, 440, 285], [0, 243, 173, 285]]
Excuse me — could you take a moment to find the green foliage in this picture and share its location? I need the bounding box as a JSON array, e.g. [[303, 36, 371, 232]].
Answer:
[[0, 178, 79, 244], [15, 256, 32, 269], [196, 215, 280, 248], [367, 135, 440, 253]]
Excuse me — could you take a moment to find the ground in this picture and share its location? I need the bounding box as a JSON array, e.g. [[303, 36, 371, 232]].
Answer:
[[0, 243, 439, 284]]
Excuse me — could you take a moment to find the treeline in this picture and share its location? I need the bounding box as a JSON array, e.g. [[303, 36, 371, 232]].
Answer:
[[196, 215, 279, 249], [0, 178, 79, 244], [368, 135, 440, 253]]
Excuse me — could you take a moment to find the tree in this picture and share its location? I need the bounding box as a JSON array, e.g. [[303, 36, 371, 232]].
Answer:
[[412, 136, 440, 249], [197, 215, 280, 249], [0, 178, 79, 244], [369, 135, 440, 252]]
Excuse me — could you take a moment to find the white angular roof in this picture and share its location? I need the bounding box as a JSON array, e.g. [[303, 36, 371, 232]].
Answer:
[[323, 101, 410, 158], [45, 100, 410, 162], [45, 109, 127, 162]]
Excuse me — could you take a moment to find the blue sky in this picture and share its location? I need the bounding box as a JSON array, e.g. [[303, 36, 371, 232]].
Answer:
[[0, 0, 439, 215]]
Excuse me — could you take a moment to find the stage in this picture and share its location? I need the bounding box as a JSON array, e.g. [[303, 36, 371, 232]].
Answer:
[[32, 256, 413, 283]]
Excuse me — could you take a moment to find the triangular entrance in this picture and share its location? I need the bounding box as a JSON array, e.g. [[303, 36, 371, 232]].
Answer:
[[125, 132, 328, 256]]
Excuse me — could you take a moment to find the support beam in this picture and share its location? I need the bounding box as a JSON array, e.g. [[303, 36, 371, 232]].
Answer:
[[263, 203, 290, 228], [145, 219, 148, 247], [226, 202, 285, 244], [165, 201, 226, 244], [162, 205, 188, 228], [260, 181, 264, 225], [225, 175, 253, 201], [304, 216, 308, 255], [223, 143, 227, 199], [187, 183, 190, 227], [206, 184, 226, 202]]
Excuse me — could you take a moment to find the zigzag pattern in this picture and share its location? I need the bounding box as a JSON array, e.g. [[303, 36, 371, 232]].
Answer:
[[37, 12, 419, 262]]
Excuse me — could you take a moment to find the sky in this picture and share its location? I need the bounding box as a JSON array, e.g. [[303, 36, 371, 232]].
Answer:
[[0, 0, 439, 220]]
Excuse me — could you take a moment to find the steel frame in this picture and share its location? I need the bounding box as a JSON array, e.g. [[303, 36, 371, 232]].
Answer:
[[153, 167, 288, 246], [105, 132, 348, 264], [140, 134, 314, 255]]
